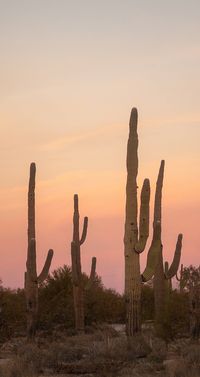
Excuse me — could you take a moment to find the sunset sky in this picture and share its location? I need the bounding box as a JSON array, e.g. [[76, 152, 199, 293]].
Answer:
[[0, 1, 200, 292]]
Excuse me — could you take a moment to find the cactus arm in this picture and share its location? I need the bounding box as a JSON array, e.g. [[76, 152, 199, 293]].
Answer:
[[141, 161, 164, 281], [37, 249, 54, 284], [142, 222, 162, 281], [28, 162, 36, 243], [135, 178, 150, 253], [124, 108, 139, 251], [153, 160, 165, 226], [80, 217, 88, 245], [85, 257, 97, 290], [89, 257, 96, 281], [26, 238, 37, 281], [165, 234, 183, 279], [165, 261, 169, 275], [73, 194, 80, 243], [176, 263, 183, 281]]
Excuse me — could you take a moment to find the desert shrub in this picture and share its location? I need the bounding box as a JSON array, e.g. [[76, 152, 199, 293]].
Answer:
[[0, 359, 37, 377], [0, 288, 26, 340], [38, 265, 74, 329], [141, 285, 154, 321], [168, 290, 190, 336], [38, 265, 125, 330], [182, 343, 200, 368], [0, 344, 42, 377], [85, 285, 125, 324]]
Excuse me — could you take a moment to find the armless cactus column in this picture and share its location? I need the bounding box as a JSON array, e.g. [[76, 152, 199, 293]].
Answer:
[[71, 194, 96, 332], [25, 163, 53, 339]]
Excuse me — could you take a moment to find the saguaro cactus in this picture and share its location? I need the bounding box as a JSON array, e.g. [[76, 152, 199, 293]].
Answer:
[[153, 160, 183, 333], [71, 194, 96, 332], [25, 162, 53, 339], [124, 108, 162, 337]]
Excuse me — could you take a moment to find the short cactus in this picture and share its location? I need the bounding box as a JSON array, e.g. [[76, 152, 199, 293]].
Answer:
[[71, 194, 96, 332]]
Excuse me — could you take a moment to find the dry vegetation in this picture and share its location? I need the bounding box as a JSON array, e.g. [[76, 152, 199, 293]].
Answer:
[[0, 326, 199, 377]]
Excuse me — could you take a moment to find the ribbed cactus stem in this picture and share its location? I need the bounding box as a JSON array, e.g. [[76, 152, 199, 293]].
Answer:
[[25, 163, 53, 339], [86, 257, 97, 291], [176, 264, 183, 282], [142, 221, 162, 282], [90, 257, 96, 281], [164, 261, 172, 291], [142, 160, 164, 282], [153, 160, 165, 226], [37, 249, 54, 284], [166, 234, 183, 279], [28, 163, 36, 243], [135, 178, 150, 253]]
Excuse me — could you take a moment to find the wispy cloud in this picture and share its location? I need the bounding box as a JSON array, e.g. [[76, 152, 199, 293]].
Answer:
[[40, 124, 125, 151]]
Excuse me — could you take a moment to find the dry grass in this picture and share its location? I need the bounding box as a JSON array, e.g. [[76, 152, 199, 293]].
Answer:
[[0, 330, 199, 377]]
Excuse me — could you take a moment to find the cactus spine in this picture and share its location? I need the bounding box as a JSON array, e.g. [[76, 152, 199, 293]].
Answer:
[[71, 194, 96, 332], [124, 108, 162, 337], [25, 163, 53, 339]]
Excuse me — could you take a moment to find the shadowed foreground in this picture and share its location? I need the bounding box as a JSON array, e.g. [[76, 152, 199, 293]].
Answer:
[[0, 324, 199, 377]]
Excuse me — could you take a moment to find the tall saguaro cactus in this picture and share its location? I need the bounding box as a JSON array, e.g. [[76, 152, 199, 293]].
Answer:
[[124, 108, 162, 337], [71, 194, 96, 332], [153, 160, 183, 333], [25, 163, 53, 339]]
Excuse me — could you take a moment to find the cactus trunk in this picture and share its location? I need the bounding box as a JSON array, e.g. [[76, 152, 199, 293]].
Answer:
[[71, 195, 96, 332], [152, 160, 183, 335], [124, 109, 162, 336], [25, 163, 53, 339], [153, 248, 166, 334]]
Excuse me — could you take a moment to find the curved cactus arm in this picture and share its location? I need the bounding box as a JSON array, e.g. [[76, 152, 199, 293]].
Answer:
[[89, 257, 96, 281], [124, 108, 139, 250], [135, 178, 150, 254], [142, 222, 162, 282], [85, 257, 97, 290], [176, 263, 183, 282], [165, 234, 183, 279], [26, 238, 37, 281], [28, 162, 36, 243], [80, 217, 88, 245], [142, 161, 164, 280], [37, 249, 54, 284], [153, 160, 165, 226]]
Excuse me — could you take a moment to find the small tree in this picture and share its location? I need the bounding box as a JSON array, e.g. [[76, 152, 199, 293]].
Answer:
[[180, 265, 200, 339]]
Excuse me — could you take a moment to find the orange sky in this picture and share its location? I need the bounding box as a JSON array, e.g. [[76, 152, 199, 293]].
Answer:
[[0, 1, 200, 291]]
